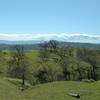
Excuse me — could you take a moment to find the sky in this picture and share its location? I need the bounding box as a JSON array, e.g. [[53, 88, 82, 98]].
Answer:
[[0, 0, 100, 42]]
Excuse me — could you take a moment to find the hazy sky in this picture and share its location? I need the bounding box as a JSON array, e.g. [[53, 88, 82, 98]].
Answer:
[[0, 0, 99, 34]]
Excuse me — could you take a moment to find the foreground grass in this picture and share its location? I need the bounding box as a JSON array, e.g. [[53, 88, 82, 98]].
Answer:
[[0, 77, 100, 100]]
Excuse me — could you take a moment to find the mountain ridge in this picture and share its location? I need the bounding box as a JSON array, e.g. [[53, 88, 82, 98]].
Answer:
[[0, 41, 100, 51]]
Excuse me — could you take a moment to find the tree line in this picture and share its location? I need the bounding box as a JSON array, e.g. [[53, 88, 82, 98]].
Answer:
[[0, 40, 100, 86]]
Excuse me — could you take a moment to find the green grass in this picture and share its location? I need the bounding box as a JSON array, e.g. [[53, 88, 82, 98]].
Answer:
[[0, 77, 100, 100]]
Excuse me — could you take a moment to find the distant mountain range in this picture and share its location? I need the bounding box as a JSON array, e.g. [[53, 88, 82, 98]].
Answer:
[[0, 33, 100, 51], [0, 41, 100, 51], [0, 40, 43, 45]]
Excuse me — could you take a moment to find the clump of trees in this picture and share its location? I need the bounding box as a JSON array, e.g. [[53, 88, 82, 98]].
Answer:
[[36, 40, 100, 83], [0, 40, 100, 86]]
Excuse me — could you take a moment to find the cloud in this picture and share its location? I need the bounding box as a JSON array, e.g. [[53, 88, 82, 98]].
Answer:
[[0, 33, 100, 43]]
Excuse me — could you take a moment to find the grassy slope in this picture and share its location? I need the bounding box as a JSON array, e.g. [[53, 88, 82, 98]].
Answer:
[[0, 77, 100, 100]]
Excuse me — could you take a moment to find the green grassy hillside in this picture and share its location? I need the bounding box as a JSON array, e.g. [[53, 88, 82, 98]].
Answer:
[[0, 77, 100, 100]]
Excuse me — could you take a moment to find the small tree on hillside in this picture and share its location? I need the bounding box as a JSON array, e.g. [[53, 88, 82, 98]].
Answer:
[[8, 45, 29, 86]]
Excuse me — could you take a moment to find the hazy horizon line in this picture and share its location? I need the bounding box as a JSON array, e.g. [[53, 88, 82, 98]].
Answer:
[[0, 33, 100, 43]]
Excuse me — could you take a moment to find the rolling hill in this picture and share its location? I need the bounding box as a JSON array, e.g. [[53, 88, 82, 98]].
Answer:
[[0, 77, 100, 100]]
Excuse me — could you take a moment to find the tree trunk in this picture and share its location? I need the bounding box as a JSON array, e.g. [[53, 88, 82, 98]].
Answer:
[[22, 72, 25, 86], [92, 66, 96, 80]]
